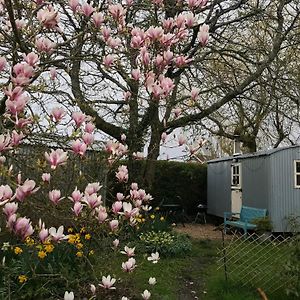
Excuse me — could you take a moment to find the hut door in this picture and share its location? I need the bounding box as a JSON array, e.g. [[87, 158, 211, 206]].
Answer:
[[231, 163, 242, 214]]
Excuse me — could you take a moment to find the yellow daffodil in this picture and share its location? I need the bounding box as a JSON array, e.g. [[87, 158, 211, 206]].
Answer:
[[89, 250, 94, 256], [80, 227, 86, 233], [76, 243, 83, 250], [84, 234, 91, 240], [18, 275, 28, 283], [44, 244, 54, 253], [67, 227, 74, 233], [38, 251, 47, 259], [160, 216, 165, 221], [14, 247, 23, 255], [25, 237, 35, 246], [76, 251, 83, 257], [150, 214, 155, 219]]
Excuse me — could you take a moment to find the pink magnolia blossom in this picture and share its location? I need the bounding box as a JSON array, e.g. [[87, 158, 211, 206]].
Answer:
[[5, 93, 29, 114], [45, 149, 68, 169], [39, 227, 49, 243], [72, 140, 87, 156], [3, 202, 18, 217], [147, 252, 160, 263], [50, 67, 57, 80], [49, 225, 66, 242], [92, 12, 104, 27], [0, 56, 7, 71], [116, 165, 128, 182], [4, 85, 23, 100], [107, 37, 122, 49], [120, 202, 139, 219], [69, 0, 79, 12], [84, 193, 102, 209], [15, 117, 32, 128], [175, 55, 192, 67], [24, 52, 39, 66], [0, 184, 13, 201], [12, 62, 34, 80], [11, 130, 24, 146], [121, 246, 135, 257], [37, 5, 60, 29], [97, 206, 107, 223], [121, 133, 126, 142], [99, 275, 116, 290], [69, 187, 83, 202], [191, 87, 200, 100], [123, 91, 131, 101], [131, 182, 138, 190], [131, 69, 141, 81], [109, 219, 119, 231], [6, 214, 16, 231], [14, 217, 34, 240], [147, 26, 164, 41], [178, 134, 186, 146], [103, 54, 115, 68], [116, 193, 125, 201], [85, 182, 101, 195], [35, 37, 56, 53], [49, 189, 64, 205], [113, 239, 119, 248], [72, 202, 83, 216], [101, 27, 111, 41], [15, 179, 39, 202], [85, 122, 95, 133], [42, 173, 51, 183], [72, 111, 86, 127], [176, 13, 186, 28], [122, 257, 136, 272], [81, 2, 95, 16], [112, 201, 123, 214], [15, 19, 27, 29], [185, 13, 195, 27], [82, 132, 94, 146], [0, 134, 11, 152], [161, 132, 167, 143], [51, 107, 65, 123], [108, 4, 126, 21], [198, 24, 209, 46], [174, 107, 182, 117]]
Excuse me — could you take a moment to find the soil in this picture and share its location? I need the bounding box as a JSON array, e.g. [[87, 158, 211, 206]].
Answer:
[[174, 223, 225, 240], [173, 223, 225, 300]]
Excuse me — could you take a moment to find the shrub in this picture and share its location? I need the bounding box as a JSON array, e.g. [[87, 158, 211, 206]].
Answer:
[[139, 231, 192, 257]]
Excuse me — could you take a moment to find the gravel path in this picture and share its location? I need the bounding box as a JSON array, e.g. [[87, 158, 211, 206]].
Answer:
[[174, 223, 227, 240]]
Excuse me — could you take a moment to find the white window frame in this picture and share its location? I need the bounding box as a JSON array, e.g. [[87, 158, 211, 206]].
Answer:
[[294, 160, 300, 188], [231, 163, 242, 189]]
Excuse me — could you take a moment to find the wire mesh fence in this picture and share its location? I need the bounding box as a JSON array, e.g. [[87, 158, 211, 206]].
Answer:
[[217, 231, 297, 295]]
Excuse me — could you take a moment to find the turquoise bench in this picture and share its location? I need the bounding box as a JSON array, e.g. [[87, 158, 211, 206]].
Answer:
[[224, 206, 267, 234]]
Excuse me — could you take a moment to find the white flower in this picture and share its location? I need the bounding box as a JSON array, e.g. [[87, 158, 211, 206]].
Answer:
[[141, 289, 151, 299], [120, 246, 135, 257], [121, 297, 129, 300], [148, 277, 156, 285], [1, 242, 10, 251], [147, 252, 160, 264], [90, 284, 96, 294], [99, 275, 116, 289], [64, 291, 74, 300]]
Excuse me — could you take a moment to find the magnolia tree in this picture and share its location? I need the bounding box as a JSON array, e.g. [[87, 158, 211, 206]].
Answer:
[[0, 0, 214, 298], [0, 0, 226, 188]]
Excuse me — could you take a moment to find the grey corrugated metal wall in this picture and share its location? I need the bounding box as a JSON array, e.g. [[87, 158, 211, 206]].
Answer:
[[270, 147, 300, 232], [207, 160, 231, 217]]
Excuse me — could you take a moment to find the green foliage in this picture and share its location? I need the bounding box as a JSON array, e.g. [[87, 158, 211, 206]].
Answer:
[[252, 216, 273, 233], [108, 160, 207, 216], [139, 231, 192, 257]]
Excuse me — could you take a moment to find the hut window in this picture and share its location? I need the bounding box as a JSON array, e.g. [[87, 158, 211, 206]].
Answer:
[[231, 163, 241, 188], [294, 160, 300, 188]]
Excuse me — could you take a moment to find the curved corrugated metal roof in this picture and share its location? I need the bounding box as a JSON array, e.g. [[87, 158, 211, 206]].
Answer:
[[207, 145, 300, 164]]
